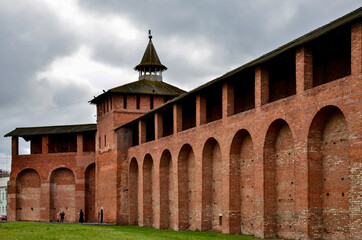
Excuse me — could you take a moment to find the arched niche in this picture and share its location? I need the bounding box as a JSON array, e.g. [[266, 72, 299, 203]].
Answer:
[[308, 106, 349, 239]]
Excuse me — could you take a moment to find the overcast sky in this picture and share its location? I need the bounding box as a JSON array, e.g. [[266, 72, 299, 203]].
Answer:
[[0, 0, 360, 171]]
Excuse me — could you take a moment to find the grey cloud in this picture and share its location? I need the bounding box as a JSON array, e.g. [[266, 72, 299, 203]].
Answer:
[[1, 0, 361, 170], [0, 2, 79, 109], [78, 0, 361, 89], [0, 1, 88, 169]]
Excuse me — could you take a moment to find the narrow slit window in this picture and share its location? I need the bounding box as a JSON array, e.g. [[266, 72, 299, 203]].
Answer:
[[123, 95, 127, 109], [136, 95, 140, 109], [150, 95, 154, 110]]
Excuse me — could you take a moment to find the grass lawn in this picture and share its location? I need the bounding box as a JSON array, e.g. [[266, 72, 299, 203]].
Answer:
[[0, 222, 281, 240]]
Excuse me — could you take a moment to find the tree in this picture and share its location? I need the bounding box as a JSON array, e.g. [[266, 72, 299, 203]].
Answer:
[[0, 169, 10, 178]]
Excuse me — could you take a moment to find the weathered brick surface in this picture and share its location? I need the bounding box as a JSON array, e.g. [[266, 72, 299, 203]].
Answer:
[[15, 169, 41, 221], [95, 90, 175, 223], [7, 138, 95, 222], [50, 168, 76, 222], [117, 21, 361, 239], [85, 163, 96, 222]]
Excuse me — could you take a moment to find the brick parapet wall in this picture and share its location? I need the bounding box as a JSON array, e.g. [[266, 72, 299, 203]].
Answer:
[[119, 70, 361, 239], [7, 151, 95, 222]]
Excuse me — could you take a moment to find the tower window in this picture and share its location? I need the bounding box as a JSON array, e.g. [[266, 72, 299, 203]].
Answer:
[[136, 95, 140, 109], [123, 95, 127, 109], [150, 95, 154, 110], [106, 98, 109, 112]]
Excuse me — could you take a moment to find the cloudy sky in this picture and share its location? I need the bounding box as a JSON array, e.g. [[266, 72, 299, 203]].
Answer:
[[0, 0, 360, 171]]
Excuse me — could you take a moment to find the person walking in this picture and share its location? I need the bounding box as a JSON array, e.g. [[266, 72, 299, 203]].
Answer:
[[59, 210, 65, 223], [78, 209, 84, 223]]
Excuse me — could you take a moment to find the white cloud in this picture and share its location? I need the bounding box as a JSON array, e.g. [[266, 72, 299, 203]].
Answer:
[[34, 0, 144, 92], [41, 0, 141, 44], [165, 36, 213, 65], [36, 45, 136, 91]]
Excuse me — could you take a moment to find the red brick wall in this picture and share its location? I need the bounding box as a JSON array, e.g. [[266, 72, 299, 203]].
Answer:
[[95, 151, 117, 223], [50, 168, 75, 222], [128, 158, 138, 225], [142, 154, 153, 227], [120, 77, 360, 239], [95, 91, 179, 223], [16, 169, 41, 221], [85, 163, 96, 222], [201, 138, 223, 231], [159, 150, 171, 229], [177, 144, 196, 230], [308, 107, 350, 239], [240, 133, 255, 235], [7, 132, 95, 223], [263, 121, 296, 239], [117, 21, 361, 239]]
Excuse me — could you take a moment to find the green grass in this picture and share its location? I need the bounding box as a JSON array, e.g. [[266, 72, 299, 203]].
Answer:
[[0, 222, 281, 240]]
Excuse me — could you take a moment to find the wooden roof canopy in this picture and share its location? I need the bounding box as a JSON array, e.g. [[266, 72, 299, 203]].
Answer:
[[134, 31, 167, 72], [89, 79, 185, 104], [4, 124, 97, 139]]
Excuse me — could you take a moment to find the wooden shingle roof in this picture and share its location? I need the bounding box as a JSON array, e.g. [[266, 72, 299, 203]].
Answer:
[[134, 36, 167, 72], [4, 124, 97, 137], [90, 79, 186, 104]]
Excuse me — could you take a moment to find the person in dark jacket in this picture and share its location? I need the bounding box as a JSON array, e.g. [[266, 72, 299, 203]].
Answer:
[[59, 210, 65, 223], [79, 209, 84, 223]]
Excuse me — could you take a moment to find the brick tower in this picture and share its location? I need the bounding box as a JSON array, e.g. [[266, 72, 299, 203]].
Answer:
[[90, 32, 185, 223]]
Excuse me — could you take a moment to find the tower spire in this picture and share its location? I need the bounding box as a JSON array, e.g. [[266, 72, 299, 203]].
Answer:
[[134, 30, 167, 81]]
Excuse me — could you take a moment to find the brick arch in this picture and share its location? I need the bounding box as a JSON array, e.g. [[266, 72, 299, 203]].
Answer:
[[85, 163, 96, 222], [263, 119, 296, 239], [142, 154, 154, 227], [129, 157, 139, 225], [15, 167, 41, 180], [159, 149, 172, 229], [16, 168, 41, 221], [177, 144, 196, 230], [308, 105, 349, 239], [202, 137, 223, 232], [46, 165, 76, 181], [229, 129, 255, 235], [50, 168, 75, 222]]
